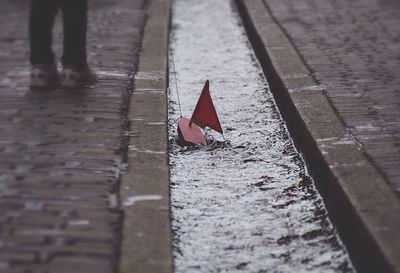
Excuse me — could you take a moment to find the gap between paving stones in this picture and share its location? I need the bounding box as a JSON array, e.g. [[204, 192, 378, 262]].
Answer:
[[234, 0, 400, 272], [119, 0, 173, 273]]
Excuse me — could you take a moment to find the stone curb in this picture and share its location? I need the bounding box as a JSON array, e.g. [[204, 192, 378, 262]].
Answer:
[[234, 0, 400, 272], [119, 0, 172, 272]]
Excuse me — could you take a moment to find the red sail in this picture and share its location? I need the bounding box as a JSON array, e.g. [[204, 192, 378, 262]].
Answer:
[[189, 80, 223, 134]]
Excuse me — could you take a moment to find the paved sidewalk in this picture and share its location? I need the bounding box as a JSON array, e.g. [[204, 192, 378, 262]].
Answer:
[[264, 0, 400, 195], [0, 0, 163, 272], [235, 0, 400, 272]]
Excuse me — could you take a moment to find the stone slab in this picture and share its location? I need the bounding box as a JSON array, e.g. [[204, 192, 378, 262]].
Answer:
[[118, 0, 173, 272]]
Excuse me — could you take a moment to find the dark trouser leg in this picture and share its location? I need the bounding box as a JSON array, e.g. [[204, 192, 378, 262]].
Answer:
[[60, 0, 88, 67], [29, 0, 59, 65]]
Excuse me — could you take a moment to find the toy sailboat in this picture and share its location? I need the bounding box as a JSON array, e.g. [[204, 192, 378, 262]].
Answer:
[[177, 80, 223, 146]]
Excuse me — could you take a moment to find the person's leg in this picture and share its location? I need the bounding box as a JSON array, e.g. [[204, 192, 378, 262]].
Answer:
[[60, 0, 96, 87], [60, 0, 88, 66], [29, 0, 60, 87], [29, 0, 59, 65]]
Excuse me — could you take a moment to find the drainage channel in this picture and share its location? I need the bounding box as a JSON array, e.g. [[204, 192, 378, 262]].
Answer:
[[168, 0, 355, 272]]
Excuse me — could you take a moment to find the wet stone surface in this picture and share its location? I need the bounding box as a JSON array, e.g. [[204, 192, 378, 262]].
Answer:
[[0, 0, 145, 272], [263, 0, 400, 194], [169, 0, 355, 272]]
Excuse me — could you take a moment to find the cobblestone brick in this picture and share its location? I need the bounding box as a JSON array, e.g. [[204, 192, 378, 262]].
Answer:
[[264, 0, 400, 194], [0, 0, 146, 272]]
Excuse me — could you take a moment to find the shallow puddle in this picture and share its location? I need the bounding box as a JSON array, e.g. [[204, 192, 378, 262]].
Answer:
[[168, 0, 355, 272]]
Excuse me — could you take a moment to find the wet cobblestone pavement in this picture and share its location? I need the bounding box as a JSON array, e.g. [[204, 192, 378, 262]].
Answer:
[[169, 0, 355, 272], [0, 0, 145, 272], [263, 0, 400, 194]]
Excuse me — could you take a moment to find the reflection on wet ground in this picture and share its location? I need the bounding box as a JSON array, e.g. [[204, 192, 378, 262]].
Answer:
[[0, 0, 145, 271], [168, 0, 355, 272]]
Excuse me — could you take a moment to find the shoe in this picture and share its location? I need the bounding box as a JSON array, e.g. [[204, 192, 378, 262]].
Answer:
[[30, 62, 60, 88], [60, 65, 97, 88]]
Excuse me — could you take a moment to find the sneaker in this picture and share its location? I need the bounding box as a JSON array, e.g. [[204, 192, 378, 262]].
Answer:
[[60, 65, 97, 88], [30, 62, 60, 88]]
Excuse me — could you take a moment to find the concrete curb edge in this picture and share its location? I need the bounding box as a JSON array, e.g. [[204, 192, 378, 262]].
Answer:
[[119, 0, 172, 272], [234, 0, 400, 272]]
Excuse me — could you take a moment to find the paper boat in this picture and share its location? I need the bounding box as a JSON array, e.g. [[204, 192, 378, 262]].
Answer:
[[177, 80, 223, 146]]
